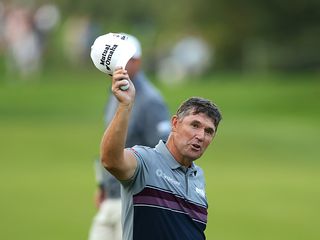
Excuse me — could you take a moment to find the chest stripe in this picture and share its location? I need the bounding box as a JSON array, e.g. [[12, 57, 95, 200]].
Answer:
[[133, 186, 207, 223]]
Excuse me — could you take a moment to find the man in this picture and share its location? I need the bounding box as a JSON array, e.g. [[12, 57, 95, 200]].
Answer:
[[88, 34, 171, 240], [100, 67, 222, 240]]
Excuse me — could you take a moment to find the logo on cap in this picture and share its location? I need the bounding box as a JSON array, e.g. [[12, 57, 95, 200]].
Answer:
[[99, 44, 118, 71]]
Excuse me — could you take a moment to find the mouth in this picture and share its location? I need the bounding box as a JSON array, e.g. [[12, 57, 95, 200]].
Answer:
[[191, 143, 201, 151]]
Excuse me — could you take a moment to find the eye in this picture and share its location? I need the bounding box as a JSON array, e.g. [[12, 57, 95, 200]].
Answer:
[[191, 122, 199, 128], [205, 128, 214, 136]]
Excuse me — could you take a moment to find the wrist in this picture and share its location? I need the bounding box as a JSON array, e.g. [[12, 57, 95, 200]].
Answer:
[[118, 102, 134, 111]]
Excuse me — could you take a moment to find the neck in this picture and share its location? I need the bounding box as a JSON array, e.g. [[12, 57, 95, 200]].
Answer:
[[166, 135, 192, 167]]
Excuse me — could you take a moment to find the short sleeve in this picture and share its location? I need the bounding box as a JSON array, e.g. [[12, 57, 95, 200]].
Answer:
[[119, 145, 153, 194]]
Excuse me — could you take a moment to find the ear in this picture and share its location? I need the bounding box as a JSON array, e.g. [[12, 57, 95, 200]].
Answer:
[[171, 115, 178, 132]]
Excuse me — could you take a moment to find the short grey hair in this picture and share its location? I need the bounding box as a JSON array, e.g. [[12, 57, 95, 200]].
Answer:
[[176, 97, 222, 129]]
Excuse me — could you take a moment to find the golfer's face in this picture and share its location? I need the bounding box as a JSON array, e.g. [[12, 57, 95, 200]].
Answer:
[[173, 112, 216, 161]]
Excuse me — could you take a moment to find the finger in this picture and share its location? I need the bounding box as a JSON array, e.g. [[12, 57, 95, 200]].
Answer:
[[113, 71, 128, 81], [113, 67, 127, 75]]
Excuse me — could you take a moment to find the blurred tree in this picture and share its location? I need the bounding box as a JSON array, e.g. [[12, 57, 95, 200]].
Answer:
[[34, 0, 320, 71]]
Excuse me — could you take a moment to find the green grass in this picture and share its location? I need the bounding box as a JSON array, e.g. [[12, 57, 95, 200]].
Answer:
[[0, 70, 319, 239]]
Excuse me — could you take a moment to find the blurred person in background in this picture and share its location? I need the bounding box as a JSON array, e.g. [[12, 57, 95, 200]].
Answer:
[[1, 2, 60, 78], [157, 35, 212, 84], [88, 33, 171, 240], [33, 3, 60, 56], [2, 3, 41, 77], [62, 15, 100, 67], [0, 2, 5, 46]]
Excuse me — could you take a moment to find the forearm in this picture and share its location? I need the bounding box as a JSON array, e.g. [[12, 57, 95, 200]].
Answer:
[[100, 67, 137, 180], [100, 103, 132, 171]]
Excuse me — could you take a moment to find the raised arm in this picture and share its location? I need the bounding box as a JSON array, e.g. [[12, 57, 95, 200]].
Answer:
[[100, 68, 138, 181]]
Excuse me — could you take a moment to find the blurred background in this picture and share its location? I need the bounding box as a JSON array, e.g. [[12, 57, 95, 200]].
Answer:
[[0, 0, 319, 239]]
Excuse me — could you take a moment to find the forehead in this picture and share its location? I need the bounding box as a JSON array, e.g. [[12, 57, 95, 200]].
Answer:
[[182, 112, 216, 129]]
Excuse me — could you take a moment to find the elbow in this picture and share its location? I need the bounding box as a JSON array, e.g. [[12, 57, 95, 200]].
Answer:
[[100, 154, 121, 173], [100, 155, 112, 171]]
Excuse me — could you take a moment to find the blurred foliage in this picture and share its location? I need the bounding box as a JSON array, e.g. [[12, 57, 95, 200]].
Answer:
[[48, 0, 320, 71], [1, 0, 319, 74]]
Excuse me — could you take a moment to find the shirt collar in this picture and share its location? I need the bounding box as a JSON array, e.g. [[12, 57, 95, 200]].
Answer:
[[155, 140, 198, 175]]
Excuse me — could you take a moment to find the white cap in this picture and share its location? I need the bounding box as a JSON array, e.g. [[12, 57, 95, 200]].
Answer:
[[90, 33, 137, 75], [121, 33, 142, 59]]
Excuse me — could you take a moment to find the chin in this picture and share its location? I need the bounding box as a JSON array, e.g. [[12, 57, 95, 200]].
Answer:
[[189, 152, 203, 161]]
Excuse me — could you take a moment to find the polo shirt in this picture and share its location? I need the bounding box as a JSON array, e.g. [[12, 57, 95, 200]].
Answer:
[[121, 140, 208, 240]]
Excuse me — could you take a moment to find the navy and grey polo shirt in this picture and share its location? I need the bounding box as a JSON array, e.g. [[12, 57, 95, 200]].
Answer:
[[121, 140, 208, 240]]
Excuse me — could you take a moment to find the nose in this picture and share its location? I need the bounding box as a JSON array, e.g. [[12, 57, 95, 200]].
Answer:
[[195, 129, 205, 142]]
